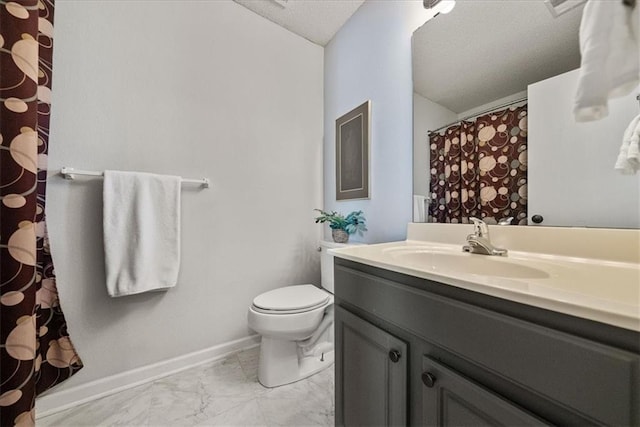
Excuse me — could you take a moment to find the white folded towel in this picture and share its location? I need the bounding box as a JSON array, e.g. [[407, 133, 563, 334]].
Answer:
[[103, 170, 181, 297], [615, 114, 640, 174], [574, 0, 639, 122]]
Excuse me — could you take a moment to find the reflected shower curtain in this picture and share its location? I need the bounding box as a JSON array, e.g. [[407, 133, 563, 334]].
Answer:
[[428, 120, 479, 223], [428, 104, 528, 225], [1, 1, 83, 426]]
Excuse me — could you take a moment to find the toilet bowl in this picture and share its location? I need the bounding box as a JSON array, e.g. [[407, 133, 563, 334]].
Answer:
[[247, 240, 359, 388]]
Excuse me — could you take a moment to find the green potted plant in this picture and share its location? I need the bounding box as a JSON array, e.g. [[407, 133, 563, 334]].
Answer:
[[314, 209, 367, 243]]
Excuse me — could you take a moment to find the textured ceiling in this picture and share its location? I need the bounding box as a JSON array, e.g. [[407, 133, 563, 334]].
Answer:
[[234, 0, 366, 46], [413, 1, 584, 113]]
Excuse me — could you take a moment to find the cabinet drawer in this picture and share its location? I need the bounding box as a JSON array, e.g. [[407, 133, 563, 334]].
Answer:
[[336, 265, 640, 425], [422, 357, 548, 426]]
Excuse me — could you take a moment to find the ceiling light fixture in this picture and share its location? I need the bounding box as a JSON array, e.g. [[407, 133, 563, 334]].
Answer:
[[544, 0, 587, 17], [268, 0, 288, 8], [423, 0, 456, 15]]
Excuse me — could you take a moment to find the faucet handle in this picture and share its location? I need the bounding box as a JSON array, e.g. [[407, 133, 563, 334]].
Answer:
[[469, 217, 489, 237], [498, 216, 514, 226]]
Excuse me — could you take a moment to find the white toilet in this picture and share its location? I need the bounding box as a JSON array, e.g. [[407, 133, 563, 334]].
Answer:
[[247, 240, 358, 388]]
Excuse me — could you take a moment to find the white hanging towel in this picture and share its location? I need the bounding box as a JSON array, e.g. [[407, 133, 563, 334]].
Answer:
[[615, 113, 640, 174], [103, 170, 181, 297], [574, 0, 639, 122]]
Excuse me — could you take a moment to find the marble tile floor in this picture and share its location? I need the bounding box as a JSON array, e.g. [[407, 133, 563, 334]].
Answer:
[[38, 346, 334, 427]]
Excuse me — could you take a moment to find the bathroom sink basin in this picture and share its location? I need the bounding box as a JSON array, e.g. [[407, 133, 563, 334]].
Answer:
[[390, 250, 550, 279], [331, 241, 639, 331]]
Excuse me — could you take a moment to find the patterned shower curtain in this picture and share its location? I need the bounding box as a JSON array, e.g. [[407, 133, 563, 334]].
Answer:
[[428, 104, 528, 225], [1, 1, 83, 426]]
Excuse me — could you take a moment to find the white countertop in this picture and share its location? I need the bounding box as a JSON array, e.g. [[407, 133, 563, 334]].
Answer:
[[330, 240, 640, 332]]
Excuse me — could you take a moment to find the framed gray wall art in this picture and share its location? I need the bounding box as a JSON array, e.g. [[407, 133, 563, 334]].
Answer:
[[335, 100, 370, 200]]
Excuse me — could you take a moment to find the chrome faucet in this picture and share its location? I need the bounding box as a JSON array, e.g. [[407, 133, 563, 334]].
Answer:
[[462, 217, 508, 256]]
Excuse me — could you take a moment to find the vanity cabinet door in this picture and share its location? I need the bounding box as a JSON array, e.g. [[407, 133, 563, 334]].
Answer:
[[335, 306, 407, 427], [422, 357, 547, 427]]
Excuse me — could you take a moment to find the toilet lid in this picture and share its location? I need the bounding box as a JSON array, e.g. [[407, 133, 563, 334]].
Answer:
[[252, 284, 330, 312]]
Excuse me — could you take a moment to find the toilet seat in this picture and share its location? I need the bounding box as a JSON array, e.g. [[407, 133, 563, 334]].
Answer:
[[252, 284, 330, 315]]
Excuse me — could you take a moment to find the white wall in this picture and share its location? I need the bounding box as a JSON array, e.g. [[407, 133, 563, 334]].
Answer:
[[413, 93, 457, 199], [528, 69, 640, 228], [323, 1, 431, 243], [46, 0, 323, 390]]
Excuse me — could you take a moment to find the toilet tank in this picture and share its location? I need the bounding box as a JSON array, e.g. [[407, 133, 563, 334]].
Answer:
[[320, 240, 363, 294]]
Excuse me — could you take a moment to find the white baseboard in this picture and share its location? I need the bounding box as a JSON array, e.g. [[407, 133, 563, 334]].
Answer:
[[36, 334, 261, 419]]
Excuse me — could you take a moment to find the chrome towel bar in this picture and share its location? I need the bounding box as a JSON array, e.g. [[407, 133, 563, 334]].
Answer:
[[60, 167, 210, 188]]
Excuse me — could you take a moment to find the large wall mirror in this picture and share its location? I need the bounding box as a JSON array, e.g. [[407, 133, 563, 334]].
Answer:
[[412, 0, 640, 228]]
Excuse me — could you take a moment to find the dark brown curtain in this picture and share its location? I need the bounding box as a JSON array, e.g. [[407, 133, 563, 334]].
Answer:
[[428, 104, 528, 225], [428, 120, 479, 223], [1, 1, 83, 425]]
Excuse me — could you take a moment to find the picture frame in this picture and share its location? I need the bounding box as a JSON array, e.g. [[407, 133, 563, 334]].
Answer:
[[335, 100, 370, 200]]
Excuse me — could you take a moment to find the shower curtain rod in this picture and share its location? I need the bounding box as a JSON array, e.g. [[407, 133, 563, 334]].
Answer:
[[429, 96, 528, 135], [60, 167, 210, 188]]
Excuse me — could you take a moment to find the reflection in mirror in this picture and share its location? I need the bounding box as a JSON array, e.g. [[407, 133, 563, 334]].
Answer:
[[412, 1, 640, 228]]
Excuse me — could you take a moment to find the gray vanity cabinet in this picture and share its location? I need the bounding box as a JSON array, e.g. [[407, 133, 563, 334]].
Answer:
[[334, 258, 640, 426], [335, 306, 407, 427], [421, 357, 547, 426]]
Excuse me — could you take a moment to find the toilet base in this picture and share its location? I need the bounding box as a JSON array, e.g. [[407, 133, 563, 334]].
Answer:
[[257, 336, 334, 388]]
